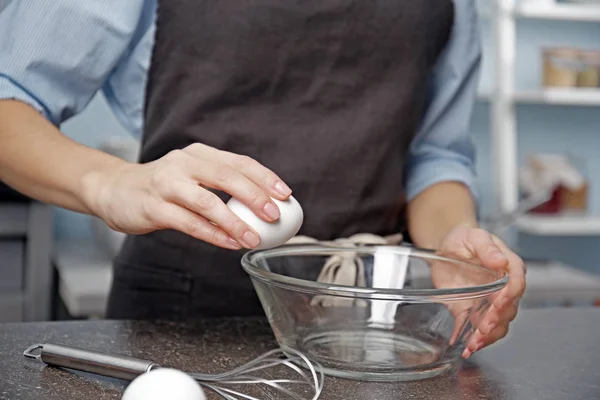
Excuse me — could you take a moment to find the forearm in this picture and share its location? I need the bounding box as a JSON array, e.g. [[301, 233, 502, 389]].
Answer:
[[0, 100, 127, 214], [407, 181, 478, 249]]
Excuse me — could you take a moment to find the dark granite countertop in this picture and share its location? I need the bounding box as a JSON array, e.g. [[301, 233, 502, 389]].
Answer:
[[1, 308, 599, 399]]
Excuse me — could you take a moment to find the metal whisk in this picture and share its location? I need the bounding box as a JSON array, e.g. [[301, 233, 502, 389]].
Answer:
[[23, 343, 323, 400]]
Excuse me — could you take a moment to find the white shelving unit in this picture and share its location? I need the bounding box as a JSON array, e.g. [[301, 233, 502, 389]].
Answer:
[[517, 213, 600, 235], [479, 88, 600, 106], [491, 0, 600, 236], [514, 88, 600, 106], [514, 2, 600, 22]]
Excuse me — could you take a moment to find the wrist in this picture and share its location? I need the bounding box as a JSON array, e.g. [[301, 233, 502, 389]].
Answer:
[[453, 219, 479, 231], [410, 216, 479, 250], [435, 219, 479, 248], [79, 155, 130, 217]]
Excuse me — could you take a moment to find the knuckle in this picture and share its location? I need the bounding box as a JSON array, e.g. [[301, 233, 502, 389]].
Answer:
[[247, 189, 266, 206], [150, 161, 183, 194], [260, 170, 279, 188], [149, 168, 168, 190], [151, 171, 179, 199], [186, 143, 205, 152], [153, 205, 180, 231], [214, 165, 238, 185], [196, 192, 219, 212], [486, 243, 500, 253], [141, 198, 162, 224], [209, 227, 225, 245], [235, 155, 256, 170], [186, 142, 204, 150], [164, 149, 186, 163], [228, 217, 249, 236], [184, 218, 207, 238]]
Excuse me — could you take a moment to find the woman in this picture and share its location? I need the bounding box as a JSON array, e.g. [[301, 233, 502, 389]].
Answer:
[[0, 0, 524, 358]]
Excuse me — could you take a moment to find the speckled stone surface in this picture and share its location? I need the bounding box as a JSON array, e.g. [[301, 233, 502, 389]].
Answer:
[[0, 308, 599, 399]]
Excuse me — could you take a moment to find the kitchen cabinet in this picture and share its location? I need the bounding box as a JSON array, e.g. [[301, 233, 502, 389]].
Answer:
[[0, 185, 53, 322]]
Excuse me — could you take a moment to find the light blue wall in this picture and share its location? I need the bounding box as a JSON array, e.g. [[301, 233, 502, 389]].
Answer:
[[55, 5, 600, 274]]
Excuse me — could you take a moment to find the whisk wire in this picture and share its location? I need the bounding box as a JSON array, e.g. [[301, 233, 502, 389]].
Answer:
[[196, 376, 312, 386], [219, 358, 306, 382], [190, 350, 290, 380], [188, 348, 323, 400], [188, 350, 323, 400], [198, 360, 286, 381], [203, 384, 256, 400], [292, 350, 325, 397], [201, 377, 308, 400]]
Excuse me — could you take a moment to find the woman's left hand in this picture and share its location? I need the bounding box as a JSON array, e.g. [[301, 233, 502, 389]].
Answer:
[[438, 226, 526, 358]]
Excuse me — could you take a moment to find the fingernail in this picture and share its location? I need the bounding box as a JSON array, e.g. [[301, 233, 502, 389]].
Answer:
[[227, 237, 242, 249], [463, 349, 471, 359], [242, 231, 260, 248], [487, 322, 497, 333], [274, 181, 292, 197], [263, 202, 280, 220], [491, 251, 507, 260]]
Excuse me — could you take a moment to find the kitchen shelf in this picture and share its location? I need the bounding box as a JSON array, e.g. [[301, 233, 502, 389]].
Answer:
[[0, 293, 23, 322], [477, 88, 600, 106], [516, 214, 600, 236], [514, 3, 600, 22], [0, 202, 52, 322], [0, 204, 28, 237], [514, 88, 600, 106]]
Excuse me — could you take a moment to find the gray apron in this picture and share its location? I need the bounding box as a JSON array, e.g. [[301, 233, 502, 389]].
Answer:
[[106, 0, 454, 319]]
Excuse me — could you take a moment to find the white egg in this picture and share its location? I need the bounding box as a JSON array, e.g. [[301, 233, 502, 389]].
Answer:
[[122, 368, 205, 400], [227, 195, 303, 250]]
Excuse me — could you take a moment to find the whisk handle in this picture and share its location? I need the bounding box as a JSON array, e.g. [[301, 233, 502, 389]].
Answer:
[[23, 343, 159, 381]]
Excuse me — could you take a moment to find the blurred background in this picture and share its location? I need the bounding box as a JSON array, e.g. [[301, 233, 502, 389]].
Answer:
[[0, 0, 599, 323]]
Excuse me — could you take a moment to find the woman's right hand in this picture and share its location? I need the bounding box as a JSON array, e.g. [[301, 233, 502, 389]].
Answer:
[[81, 143, 292, 250]]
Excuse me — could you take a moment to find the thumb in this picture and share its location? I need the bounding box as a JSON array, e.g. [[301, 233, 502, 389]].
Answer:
[[469, 231, 509, 270]]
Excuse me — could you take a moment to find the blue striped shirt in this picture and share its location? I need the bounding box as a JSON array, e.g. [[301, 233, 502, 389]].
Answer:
[[0, 0, 481, 201]]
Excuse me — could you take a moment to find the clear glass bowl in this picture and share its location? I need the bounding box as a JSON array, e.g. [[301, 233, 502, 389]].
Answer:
[[242, 244, 508, 382]]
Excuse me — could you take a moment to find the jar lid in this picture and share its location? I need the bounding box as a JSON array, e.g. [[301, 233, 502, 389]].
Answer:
[[579, 50, 600, 63], [543, 47, 580, 58]]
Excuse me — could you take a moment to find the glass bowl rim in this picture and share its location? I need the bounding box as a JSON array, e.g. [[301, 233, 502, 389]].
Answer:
[[241, 244, 509, 302]]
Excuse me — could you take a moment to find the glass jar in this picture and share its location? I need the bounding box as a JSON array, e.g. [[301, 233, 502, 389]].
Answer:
[[542, 47, 581, 88], [577, 51, 600, 88], [559, 154, 588, 212]]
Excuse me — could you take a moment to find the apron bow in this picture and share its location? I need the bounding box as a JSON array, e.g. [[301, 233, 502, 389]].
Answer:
[[286, 233, 404, 307]]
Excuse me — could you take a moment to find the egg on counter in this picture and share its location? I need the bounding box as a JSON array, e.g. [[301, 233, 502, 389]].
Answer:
[[122, 368, 205, 400], [227, 195, 303, 250]]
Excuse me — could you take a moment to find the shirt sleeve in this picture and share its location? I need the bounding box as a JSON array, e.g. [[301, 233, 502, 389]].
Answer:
[[0, 0, 146, 125], [404, 0, 482, 202]]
